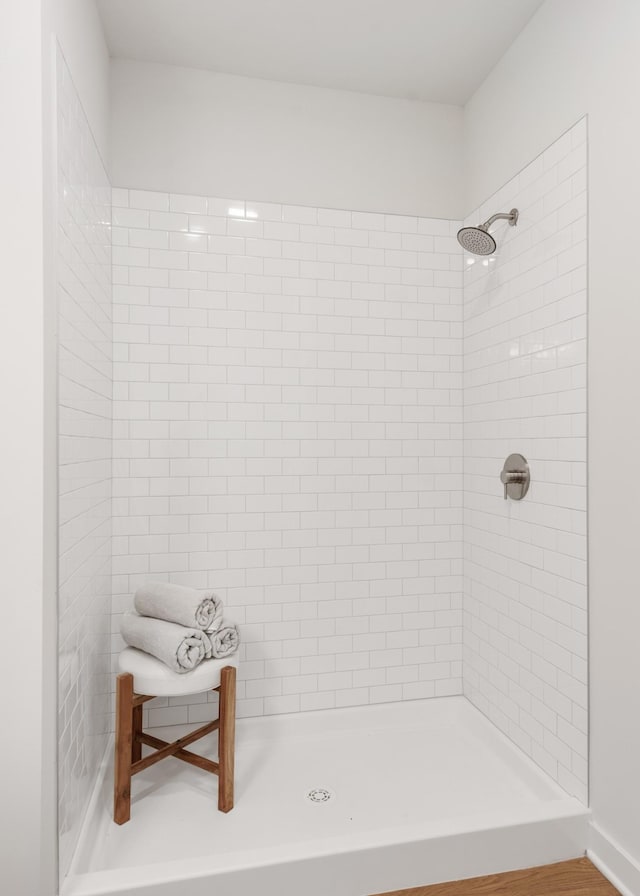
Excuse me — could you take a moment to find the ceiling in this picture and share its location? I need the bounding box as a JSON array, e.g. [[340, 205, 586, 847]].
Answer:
[[96, 0, 543, 105]]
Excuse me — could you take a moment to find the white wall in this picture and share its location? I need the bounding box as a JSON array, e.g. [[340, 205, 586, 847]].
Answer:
[[53, 0, 110, 165], [465, 0, 640, 880], [0, 4, 54, 895], [111, 187, 464, 723], [1, 3, 111, 894], [109, 59, 464, 219], [463, 121, 588, 803], [56, 48, 112, 881], [48, 3, 111, 888]]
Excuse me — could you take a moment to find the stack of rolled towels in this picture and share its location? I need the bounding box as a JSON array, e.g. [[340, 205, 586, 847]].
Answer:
[[120, 583, 240, 674]]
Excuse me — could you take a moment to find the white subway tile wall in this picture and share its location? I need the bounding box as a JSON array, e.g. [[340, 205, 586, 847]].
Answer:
[[57, 49, 112, 879], [462, 119, 588, 802], [111, 190, 464, 722]]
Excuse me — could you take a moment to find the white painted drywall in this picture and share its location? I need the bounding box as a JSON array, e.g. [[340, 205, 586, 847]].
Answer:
[[96, 0, 544, 105], [109, 59, 464, 219], [53, 0, 110, 164], [0, 5, 50, 895], [465, 0, 640, 878]]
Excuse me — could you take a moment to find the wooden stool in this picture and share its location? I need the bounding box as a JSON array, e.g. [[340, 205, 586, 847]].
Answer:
[[114, 647, 238, 824]]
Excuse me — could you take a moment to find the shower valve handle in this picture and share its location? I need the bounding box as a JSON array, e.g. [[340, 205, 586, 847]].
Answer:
[[500, 470, 526, 499]]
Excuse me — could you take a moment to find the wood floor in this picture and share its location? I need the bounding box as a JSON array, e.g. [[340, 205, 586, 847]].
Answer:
[[373, 858, 620, 896]]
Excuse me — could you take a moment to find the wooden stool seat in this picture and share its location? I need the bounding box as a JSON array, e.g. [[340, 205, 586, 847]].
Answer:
[[114, 648, 237, 825]]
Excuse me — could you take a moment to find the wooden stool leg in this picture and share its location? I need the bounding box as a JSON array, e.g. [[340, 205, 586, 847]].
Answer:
[[114, 672, 134, 824], [132, 704, 143, 763], [217, 665, 236, 812]]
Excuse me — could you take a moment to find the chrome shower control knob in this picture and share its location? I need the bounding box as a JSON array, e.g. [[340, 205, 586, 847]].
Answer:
[[500, 469, 526, 499], [500, 454, 530, 501]]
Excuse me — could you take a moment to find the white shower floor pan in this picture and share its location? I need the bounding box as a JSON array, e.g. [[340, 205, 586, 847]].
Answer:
[[64, 696, 588, 896]]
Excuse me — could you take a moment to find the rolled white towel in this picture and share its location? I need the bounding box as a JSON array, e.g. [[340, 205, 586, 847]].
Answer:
[[209, 620, 240, 659], [121, 613, 212, 673], [134, 582, 224, 633]]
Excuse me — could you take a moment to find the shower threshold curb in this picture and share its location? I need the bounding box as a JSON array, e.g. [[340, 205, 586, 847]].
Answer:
[[63, 809, 589, 896]]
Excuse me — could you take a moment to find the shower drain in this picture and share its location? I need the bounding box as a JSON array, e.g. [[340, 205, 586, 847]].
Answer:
[[306, 787, 334, 803]]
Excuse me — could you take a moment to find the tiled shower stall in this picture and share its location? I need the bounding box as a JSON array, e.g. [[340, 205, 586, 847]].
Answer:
[[56, 49, 587, 883]]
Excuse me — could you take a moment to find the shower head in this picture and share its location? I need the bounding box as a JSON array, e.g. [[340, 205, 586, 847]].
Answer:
[[457, 226, 496, 256], [457, 208, 519, 256]]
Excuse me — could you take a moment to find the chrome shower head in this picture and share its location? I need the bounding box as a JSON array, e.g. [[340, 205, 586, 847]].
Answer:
[[457, 226, 496, 255], [457, 208, 518, 256]]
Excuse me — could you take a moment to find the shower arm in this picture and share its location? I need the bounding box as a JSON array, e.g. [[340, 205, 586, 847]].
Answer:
[[480, 209, 519, 231]]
